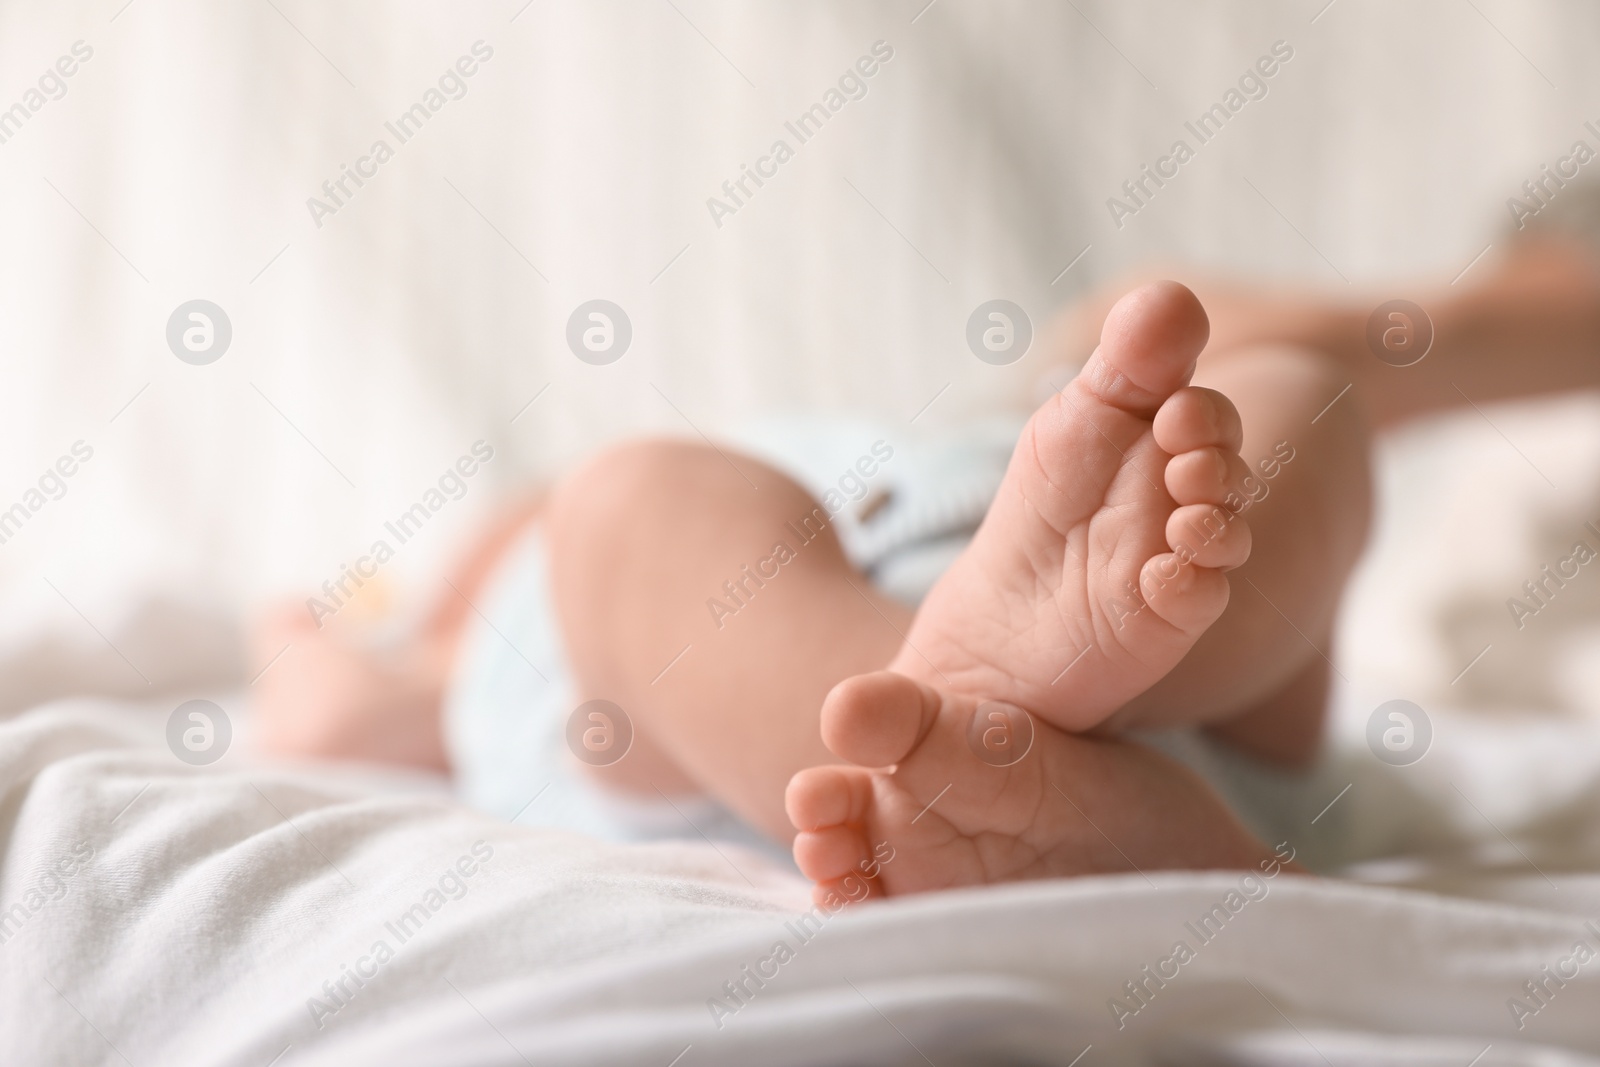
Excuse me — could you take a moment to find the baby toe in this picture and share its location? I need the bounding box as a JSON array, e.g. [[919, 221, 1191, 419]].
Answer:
[[1153, 386, 1243, 454], [820, 671, 941, 768], [811, 873, 882, 905], [786, 765, 873, 832], [1166, 503, 1252, 570], [1138, 552, 1231, 633], [793, 824, 873, 883], [1079, 282, 1210, 416], [1164, 447, 1253, 507]]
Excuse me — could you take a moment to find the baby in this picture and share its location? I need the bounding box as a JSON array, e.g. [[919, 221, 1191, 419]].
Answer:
[[254, 230, 1600, 899]]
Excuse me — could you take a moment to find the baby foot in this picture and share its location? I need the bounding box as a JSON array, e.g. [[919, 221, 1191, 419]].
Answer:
[[251, 604, 450, 772], [894, 280, 1253, 732], [787, 672, 1279, 898]]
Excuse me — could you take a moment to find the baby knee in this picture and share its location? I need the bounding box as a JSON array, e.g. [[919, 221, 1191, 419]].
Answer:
[[546, 439, 719, 550]]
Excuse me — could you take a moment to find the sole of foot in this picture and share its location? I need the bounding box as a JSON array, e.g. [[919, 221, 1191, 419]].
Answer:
[[787, 671, 1282, 899], [891, 280, 1256, 734]]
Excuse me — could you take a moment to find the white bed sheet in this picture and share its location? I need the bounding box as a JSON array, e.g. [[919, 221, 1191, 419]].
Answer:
[[2, 696, 1600, 1066]]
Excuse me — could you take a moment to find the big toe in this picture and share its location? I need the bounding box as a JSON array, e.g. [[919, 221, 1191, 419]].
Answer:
[[820, 671, 941, 768], [1080, 280, 1209, 416]]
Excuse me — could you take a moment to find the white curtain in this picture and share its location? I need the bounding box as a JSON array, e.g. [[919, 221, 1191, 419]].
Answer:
[[0, 0, 1590, 634]]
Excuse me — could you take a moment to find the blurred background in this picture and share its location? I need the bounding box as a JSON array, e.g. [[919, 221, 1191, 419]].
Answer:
[[2, 0, 1600, 730]]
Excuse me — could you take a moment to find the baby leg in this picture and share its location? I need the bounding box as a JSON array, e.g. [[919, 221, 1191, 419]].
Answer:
[[544, 440, 909, 841]]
